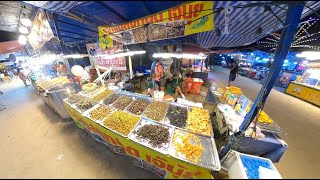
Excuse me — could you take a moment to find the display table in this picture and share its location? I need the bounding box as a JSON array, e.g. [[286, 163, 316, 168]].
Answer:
[[63, 90, 221, 179], [285, 81, 320, 107]]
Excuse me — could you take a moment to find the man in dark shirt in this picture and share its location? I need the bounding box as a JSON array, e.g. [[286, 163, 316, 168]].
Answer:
[[228, 61, 239, 86]]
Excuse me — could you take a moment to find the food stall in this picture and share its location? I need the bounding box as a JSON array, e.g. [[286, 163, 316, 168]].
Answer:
[[206, 84, 287, 164], [285, 62, 320, 107], [63, 87, 221, 179]]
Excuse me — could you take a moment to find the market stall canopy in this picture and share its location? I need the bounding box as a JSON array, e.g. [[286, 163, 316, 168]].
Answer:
[[21, 1, 320, 49], [0, 41, 25, 54]]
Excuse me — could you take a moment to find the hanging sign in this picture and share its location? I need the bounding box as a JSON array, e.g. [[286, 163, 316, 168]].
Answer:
[[98, 1, 214, 49], [27, 9, 54, 50], [86, 43, 127, 71]]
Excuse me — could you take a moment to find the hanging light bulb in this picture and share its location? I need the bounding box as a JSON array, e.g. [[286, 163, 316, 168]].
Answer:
[[18, 34, 27, 45], [18, 26, 29, 34], [20, 16, 32, 27]]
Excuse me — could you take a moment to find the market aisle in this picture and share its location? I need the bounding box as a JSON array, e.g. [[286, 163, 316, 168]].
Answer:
[[0, 80, 159, 179], [209, 66, 320, 179]]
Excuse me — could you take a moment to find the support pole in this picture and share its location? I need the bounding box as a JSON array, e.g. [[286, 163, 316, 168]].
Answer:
[[239, 1, 305, 133]]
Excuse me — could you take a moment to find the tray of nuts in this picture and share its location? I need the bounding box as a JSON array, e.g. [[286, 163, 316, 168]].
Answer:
[[162, 103, 188, 129], [128, 118, 174, 155], [75, 98, 98, 113], [142, 100, 169, 122], [92, 89, 114, 102], [65, 94, 87, 105], [111, 95, 135, 110], [100, 110, 141, 137], [84, 104, 115, 122], [125, 97, 152, 116], [187, 107, 213, 137], [102, 92, 124, 106]]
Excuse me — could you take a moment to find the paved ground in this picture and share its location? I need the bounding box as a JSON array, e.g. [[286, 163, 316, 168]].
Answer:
[[0, 67, 319, 178]]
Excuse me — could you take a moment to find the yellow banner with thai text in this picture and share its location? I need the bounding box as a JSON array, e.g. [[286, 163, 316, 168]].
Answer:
[[98, 1, 214, 49]]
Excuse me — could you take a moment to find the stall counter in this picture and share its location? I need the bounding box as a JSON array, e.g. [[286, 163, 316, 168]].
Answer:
[[63, 101, 217, 179], [285, 81, 320, 107]]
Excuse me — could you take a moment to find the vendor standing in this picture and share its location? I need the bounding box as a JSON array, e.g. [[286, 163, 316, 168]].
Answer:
[[57, 62, 68, 76], [151, 59, 164, 90], [154, 60, 165, 91]]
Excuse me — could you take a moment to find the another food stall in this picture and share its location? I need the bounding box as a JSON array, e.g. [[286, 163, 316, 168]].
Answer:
[[285, 61, 320, 107]]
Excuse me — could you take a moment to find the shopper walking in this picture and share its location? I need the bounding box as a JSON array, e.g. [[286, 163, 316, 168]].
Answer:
[[17, 69, 29, 87], [228, 60, 239, 87]]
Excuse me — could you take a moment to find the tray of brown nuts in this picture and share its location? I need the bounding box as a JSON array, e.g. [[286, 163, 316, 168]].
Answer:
[[75, 98, 98, 113], [103, 92, 124, 106], [128, 118, 174, 155], [84, 104, 115, 122], [100, 110, 141, 137], [65, 94, 87, 105], [142, 100, 169, 122], [111, 96, 135, 110], [125, 97, 152, 116]]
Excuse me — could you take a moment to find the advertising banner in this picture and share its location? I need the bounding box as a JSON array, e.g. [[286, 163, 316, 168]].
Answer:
[[27, 9, 54, 50], [86, 43, 127, 71], [285, 82, 320, 107], [98, 1, 214, 49], [63, 102, 212, 179]]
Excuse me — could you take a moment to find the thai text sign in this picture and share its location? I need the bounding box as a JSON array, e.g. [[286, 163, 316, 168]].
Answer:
[[98, 1, 214, 49], [63, 102, 212, 179]]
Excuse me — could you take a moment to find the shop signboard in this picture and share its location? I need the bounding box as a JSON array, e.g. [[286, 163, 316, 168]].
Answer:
[[27, 9, 54, 50], [285, 82, 320, 107], [98, 1, 214, 49], [63, 102, 212, 179], [86, 43, 127, 71]]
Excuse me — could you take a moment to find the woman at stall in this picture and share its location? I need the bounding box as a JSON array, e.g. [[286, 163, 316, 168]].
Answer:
[[170, 68, 186, 100], [57, 62, 68, 76]]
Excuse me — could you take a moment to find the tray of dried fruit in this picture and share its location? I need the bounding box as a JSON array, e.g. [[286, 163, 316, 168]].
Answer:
[[125, 96, 153, 116], [128, 118, 174, 155], [186, 107, 214, 137], [169, 128, 221, 171], [74, 97, 98, 113], [83, 104, 116, 123], [162, 102, 188, 130], [99, 110, 141, 138], [142, 100, 169, 123]]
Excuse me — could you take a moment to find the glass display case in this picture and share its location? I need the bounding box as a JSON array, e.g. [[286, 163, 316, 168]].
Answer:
[[296, 68, 320, 89]]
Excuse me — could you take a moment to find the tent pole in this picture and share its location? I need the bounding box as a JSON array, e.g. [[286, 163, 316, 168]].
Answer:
[[238, 1, 305, 133]]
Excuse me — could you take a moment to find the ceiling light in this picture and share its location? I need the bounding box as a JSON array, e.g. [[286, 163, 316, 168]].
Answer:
[[18, 26, 29, 34], [18, 35, 27, 45], [20, 17, 32, 27]]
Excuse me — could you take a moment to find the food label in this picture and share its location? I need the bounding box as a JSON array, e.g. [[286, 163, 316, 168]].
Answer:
[[63, 102, 212, 179], [98, 1, 214, 49], [285, 82, 320, 106]]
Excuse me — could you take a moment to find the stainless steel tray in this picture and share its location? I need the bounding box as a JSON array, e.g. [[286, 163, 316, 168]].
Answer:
[[168, 128, 221, 171], [257, 121, 286, 135], [98, 110, 141, 138], [128, 118, 174, 155], [124, 96, 153, 116], [141, 100, 169, 123], [162, 103, 188, 130], [83, 104, 116, 123], [186, 107, 214, 137], [111, 95, 136, 110], [102, 92, 126, 106]]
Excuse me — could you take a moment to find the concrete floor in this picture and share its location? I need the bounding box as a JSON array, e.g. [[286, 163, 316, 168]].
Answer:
[[0, 67, 319, 178]]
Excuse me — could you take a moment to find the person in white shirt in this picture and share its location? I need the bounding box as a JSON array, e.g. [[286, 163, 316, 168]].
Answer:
[[80, 64, 90, 86]]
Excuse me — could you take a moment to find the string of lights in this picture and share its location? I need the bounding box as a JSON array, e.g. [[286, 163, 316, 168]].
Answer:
[[257, 17, 320, 51]]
